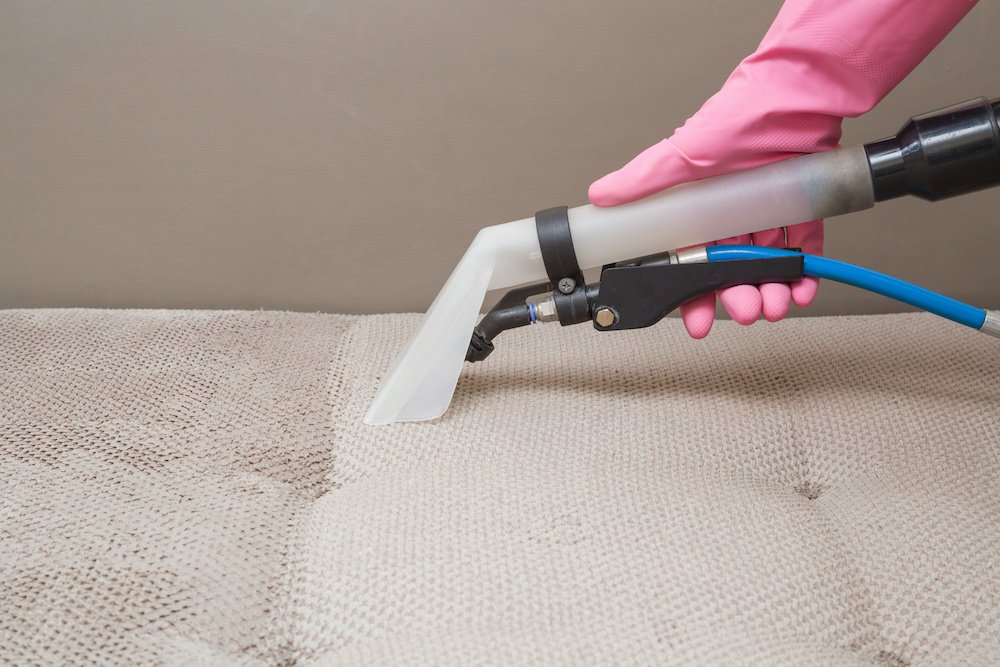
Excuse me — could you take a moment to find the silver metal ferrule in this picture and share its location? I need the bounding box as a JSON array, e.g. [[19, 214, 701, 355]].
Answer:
[[534, 297, 559, 322], [980, 311, 1000, 339], [671, 247, 709, 264]]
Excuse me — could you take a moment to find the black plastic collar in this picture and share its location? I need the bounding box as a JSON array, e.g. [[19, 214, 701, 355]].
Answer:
[[535, 206, 584, 288]]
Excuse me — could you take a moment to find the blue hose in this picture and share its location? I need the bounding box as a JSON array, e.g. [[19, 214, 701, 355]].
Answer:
[[705, 245, 987, 330]]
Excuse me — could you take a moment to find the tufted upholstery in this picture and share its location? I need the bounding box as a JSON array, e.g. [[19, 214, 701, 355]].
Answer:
[[2, 309, 998, 665]]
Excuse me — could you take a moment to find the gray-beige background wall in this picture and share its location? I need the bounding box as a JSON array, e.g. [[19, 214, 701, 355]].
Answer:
[[2, 1, 998, 315]]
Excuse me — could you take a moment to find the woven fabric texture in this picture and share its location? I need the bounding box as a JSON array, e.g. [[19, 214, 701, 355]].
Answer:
[[1, 309, 998, 665]]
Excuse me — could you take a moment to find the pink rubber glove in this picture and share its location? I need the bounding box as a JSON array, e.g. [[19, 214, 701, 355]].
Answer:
[[590, 0, 976, 339]]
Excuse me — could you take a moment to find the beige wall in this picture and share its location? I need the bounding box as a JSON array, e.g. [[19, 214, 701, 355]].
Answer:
[[2, 1, 998, 315]]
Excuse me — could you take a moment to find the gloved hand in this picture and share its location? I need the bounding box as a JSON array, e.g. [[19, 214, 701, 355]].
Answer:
[[589, 0, 976, 339]]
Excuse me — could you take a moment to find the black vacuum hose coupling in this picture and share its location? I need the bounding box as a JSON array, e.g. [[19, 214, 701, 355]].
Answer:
[[865, 97, 1000, 202]]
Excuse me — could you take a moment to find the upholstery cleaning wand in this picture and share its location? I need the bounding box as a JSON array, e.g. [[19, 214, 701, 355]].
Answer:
[[366, 97, 1000, 425]]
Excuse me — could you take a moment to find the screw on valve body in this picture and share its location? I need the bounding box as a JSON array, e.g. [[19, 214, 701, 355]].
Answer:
[[557, 277, 576, 294]]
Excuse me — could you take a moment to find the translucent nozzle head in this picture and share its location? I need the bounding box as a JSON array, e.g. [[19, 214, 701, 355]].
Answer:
[[363, 235, 496, 425]]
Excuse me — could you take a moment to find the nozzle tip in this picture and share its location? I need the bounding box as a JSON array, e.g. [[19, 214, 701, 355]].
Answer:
[[465, 330, 494, 363]]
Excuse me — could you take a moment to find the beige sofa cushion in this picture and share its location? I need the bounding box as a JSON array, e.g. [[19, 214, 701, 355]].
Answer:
[[1, 310, 998, 665]]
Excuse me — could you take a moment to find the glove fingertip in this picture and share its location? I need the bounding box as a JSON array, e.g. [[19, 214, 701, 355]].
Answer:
[[719, 285, 761, 325], [680, 294, 716, 339], [759, 282, 791, 322], [791, 277, 820, 307]]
